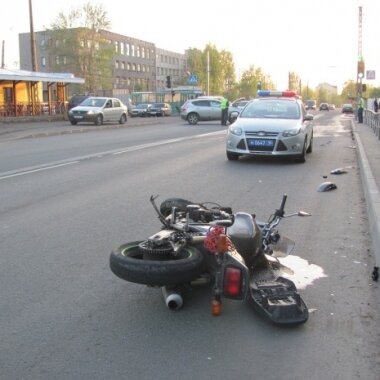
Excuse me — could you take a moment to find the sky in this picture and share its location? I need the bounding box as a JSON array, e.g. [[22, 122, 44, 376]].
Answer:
[[1, 0, 379, 92]]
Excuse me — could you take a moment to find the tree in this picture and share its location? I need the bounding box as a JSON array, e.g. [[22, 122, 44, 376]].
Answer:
[[46, 2, 114, 94]]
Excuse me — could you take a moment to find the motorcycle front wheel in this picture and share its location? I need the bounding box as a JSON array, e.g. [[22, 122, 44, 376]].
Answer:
[[110, 241, 204, 286]]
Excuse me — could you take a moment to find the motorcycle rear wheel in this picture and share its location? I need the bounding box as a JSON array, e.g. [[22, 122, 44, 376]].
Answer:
[[110, 241, 204, 286]]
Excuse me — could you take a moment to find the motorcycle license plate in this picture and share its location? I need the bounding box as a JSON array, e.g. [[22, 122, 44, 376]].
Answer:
[[248, 139, 274, 148]]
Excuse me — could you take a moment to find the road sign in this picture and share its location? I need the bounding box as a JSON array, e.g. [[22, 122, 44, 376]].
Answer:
[[188, 74, 198, 84], [366, 70, 376, 80]]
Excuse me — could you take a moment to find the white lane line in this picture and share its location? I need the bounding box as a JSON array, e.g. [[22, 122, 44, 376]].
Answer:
[[0, 161, 79, 180], [0, 131, 225, 179]]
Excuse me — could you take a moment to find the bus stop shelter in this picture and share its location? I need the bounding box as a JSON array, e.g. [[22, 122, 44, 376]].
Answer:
[[0, 68, 84, 117]]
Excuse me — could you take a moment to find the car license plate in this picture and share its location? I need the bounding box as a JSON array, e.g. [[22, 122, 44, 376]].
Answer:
[[74, 115, 83, 119], [248, 139, 274, 147]]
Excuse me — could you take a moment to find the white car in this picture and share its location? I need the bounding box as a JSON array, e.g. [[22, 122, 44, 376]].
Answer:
[[226, 91, 314, 163], [68, 97, 128, 125]]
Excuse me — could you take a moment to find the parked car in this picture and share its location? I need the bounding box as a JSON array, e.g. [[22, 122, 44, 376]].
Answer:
[[130, 103, 153, 117], [67, 95, 90, 110], [342, 104, 354, 114], [180, 98, 222, 124], [67, 97, 128, 125], [319, 103, 329, 111], [148, 102, 172, 116], [226, 90, 314, 163], [228, 99, 250, 123]]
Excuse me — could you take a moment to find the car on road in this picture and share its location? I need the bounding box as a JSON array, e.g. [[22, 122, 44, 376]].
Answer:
[[180, 98, 222, 124], [68, 97, 128, 125], [148, 102, 172, 117], [130, 103, 153, 117], [304, 99, 317, 110], [342, 103, 354, 114], [226, 90, 314, 163], [67, 95, 90, 110], [228, 99, 250, 123], [319, 103, 329, 111]]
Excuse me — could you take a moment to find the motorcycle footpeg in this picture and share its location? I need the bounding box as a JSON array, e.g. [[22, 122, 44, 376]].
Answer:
[[249, 277, 308, 325]]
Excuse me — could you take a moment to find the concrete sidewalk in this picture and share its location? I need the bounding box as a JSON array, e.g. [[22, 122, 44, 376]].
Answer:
[[353, 119, 380, 275]]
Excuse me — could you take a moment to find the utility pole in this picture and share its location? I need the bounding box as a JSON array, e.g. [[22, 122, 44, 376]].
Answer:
[[1, 40, 4, 69], [28, 0, 37, 71]]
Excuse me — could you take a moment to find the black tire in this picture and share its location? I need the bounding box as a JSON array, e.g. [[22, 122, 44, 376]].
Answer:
[[296, 138, 307, 163], [95, 114, 103, 126], [159, 198, 194, 216], [119, 114, 127, 124], [110, 241, 204, 286], [70, 120, 77, 125], [226, 151, 239, 161], [187, 113, 199, 125], [306, 132, 313, 153]]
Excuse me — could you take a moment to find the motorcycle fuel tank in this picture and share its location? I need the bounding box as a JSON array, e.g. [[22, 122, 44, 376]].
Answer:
[[227, 212, 262, 264]]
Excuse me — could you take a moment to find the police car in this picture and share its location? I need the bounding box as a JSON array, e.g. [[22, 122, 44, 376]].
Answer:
[[226, 90, 314, 163]]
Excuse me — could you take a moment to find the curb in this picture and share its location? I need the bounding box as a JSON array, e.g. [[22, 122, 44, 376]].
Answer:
[[353, 120, 380, 268]]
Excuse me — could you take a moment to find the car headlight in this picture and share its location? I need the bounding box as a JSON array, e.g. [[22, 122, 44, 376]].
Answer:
[[282, 128, 301, 137], [228, 126, 243, 136], [87, 110, 95, 115]]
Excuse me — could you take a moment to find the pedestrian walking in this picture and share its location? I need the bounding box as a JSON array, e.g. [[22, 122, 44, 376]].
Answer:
[[358, 97, 364, 123], [220, 97, 229, 126], [374, 98, 378, 113]]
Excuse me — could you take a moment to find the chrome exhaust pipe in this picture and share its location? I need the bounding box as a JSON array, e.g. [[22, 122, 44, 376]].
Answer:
[[162, 286, 183, 310]]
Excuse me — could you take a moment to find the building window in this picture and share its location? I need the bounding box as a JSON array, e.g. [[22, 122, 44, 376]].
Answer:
[[132, 63, 136, 71], [41, 57, 46, 67], [142, 65, 145, 72], [63, 56, 67, 64], [127, 62, 131, 70], [131, 44, 135, 57], [120, 43, 124, 55], [126, 43, 130, 55], [142, 47, 145, 58], [137, 46, 140, 57], [115, 41, 119, 53], [122, 61, 125, 70], [55, 39, 60, 47], [55, 56, 60, 65], [115, 61, 119, 69]]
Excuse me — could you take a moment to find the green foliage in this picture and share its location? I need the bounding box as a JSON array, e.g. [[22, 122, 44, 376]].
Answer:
[[45, 2, 114, 94]]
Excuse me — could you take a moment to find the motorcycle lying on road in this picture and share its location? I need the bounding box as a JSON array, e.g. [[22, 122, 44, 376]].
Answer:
[[109, 194, 311, 325]]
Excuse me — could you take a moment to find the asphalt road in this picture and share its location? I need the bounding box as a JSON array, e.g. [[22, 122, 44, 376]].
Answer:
[[1, 112, 379, 380]]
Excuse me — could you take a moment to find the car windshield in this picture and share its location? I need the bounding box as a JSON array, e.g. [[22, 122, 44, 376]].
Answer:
[[80, 98, 107, 107], [136, 104, 149, 109], [240, 100, 300, 119], [153, 103, 164, 107]]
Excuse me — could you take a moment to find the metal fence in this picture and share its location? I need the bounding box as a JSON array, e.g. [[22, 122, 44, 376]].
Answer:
[[364, 109, 380, 139], [0, 102, 67, 117]]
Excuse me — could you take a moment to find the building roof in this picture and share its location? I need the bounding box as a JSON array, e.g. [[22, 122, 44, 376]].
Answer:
[[0, 68, 85, 84]]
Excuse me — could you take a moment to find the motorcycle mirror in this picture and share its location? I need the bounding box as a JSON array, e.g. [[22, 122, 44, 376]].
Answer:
[[298, 211, 312, 217], [318, 181, 337, 192], [330, 168, 347, 175]]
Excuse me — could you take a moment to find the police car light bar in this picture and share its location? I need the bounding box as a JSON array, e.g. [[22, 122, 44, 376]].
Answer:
[[257, 90, 297, 97]]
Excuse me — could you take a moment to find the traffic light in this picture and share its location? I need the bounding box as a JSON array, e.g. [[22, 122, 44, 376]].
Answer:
[[166, 76, 171, 88]]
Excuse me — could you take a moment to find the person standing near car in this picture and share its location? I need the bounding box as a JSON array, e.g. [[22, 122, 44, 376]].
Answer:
[[220, 97, 229, 126], [358, 96, 364, 123]]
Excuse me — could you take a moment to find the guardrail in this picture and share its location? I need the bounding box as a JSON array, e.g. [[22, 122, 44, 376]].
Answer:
[[363, 109, 380, 138]]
